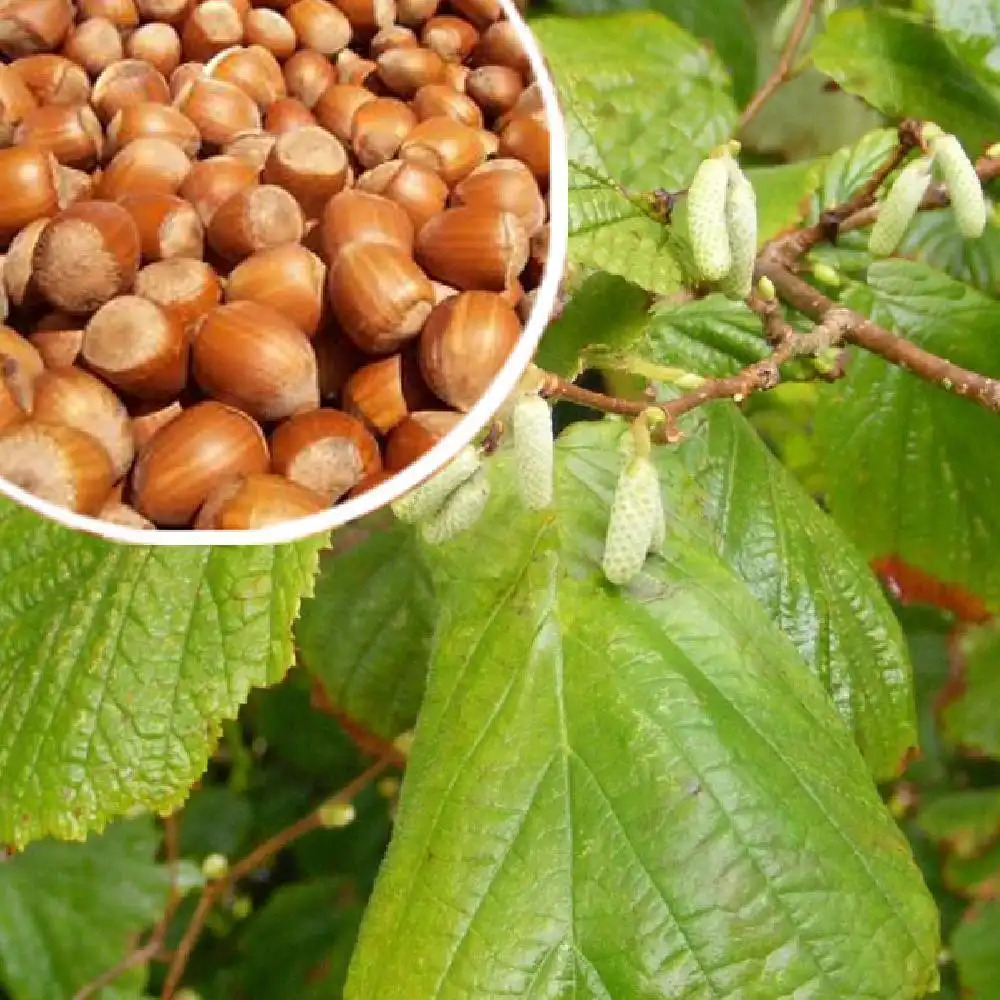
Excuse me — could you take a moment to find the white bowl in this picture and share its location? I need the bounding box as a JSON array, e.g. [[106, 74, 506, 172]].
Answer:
[[0, 3, 569, 547]]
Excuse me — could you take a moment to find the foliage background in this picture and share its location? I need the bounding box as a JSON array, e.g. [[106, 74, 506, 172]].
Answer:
[[2, 0, 1000, 998]]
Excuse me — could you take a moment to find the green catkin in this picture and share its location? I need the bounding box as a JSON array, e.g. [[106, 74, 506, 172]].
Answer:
[[421, 467, 491, 544], [868, 157, 933, 256], [720, 159, 758, 300], [643, 465, 666, 555], [391, 444, 480, 523], [511, 393, 554, 510], [602, 456, 660, 585], [687, 156, 732, 282], [931, 133, 987, 239]]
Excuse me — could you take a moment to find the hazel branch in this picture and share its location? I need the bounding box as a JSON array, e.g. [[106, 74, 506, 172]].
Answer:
[[160, 754, 395, 1000], [756, 259, 1000, 413], [738, 0, 816, 130], [71, 815, 181, 1000]]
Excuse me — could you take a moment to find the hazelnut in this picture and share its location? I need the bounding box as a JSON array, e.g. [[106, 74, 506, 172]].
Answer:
[[207, 183, 305, 262], [194, 472, 326, 528], [133, 257, 222, 332], [126, 23, 182, 77], [384, 408, 459, 469], [351, 97, 417, 169], [261, 125, 349, 218], [118, 192, 205, 262], [356, 158, 448, 233], [319, 188, 414, 263]]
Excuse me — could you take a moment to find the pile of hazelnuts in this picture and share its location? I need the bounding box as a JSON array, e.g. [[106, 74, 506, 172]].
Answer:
[[0, 0, 550, 530]]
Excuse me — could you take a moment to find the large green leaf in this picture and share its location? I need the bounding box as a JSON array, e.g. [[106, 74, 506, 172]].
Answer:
[[346, 435, 939, 1000], [673, 405, 917, 779], [535, 12, 737, 293], [542, 0, 757, 104], [918, 790, 1000, 858], [0, 500, 324, 846], [0, 818, 179, 1000], [816, 261, 1000, 608], [812, 8, 1000, 150], [941, 620, 1000, 757], [296, 519, 433, 739], [927, 0, 1000, 90]]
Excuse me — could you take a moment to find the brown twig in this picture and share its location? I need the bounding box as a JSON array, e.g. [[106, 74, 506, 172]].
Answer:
[[160, 754, 395, 1000], [738, 0, 816, 130], [757, 259, 1000, 412], [72, 815, 181, 1000]]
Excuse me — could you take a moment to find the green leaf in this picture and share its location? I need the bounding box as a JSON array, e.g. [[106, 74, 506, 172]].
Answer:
[[953, 901, 1000, 999], [297, 519, 433, 739], [927, 0, 1000, 90], [640, 294, 768, 377], [0, 500, 324, 846], [542, 0, 757, 105], [673, 404, 918, 780], [898, 209, 1000, 296], [816, 261, 1000, 609], [346, 437, 939, 1000], [944, 841, 1000, 899], [535, 12, 738, 293], [537, 273, 653, 378], [237, 879, 362, 1000], [0, 818, 174, 1000], [919, 790, 1000, 859], [813, 8, 1000, 150], [941, 620, 1000, 756], [748, 159, 827, 244]]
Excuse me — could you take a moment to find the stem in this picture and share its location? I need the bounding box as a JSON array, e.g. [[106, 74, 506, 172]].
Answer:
[[160, 755, 395, 999], [738, 0, 816, 130], [757, 260, 1000, 413]]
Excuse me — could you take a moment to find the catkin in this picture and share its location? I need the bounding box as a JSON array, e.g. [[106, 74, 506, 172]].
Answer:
[[602, 456, 660, 585], [868, 157, 932, 256], [720, 159, 757, 300], [421, 467, 491, 544], [391, 444, 480, 523], [512, 393, 554, 510], [931, 133, 987, 239], [688, 156, 732, 283]]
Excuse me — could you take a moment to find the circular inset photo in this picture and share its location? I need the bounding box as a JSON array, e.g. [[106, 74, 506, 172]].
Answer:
[[0, 0, 567, 545]]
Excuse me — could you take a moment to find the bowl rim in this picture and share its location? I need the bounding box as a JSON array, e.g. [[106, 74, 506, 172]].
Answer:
[[0, 1, 570, 547]]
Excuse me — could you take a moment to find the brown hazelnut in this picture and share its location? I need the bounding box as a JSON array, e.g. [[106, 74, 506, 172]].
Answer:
[[133, 257, 222, 332], [342, 350, 433, 433], [499, 114, 549, 186], [451, 158, 544, 235], [466, 64, 523, 117], [335, 0, 395, 36], [395, 0, 439, 27], [179, 155, 259, 229], [410, 83, 483, 128], [384, 408, 459, 470], [319, 188, 414, 263], [132, 399, 269, 526], [3, 218, 47, 308], [399, 115, 488, 184], [0, 0, 73, 59], [244, 9, 297, 61], [14, 104, 103, 170], [312, 82, 376, 143], [91, 60, 170, 123], [448, 0, 500, 28], [261, 125, 349, 218], [371, 25, 418, 56], [207, 44, 287, 108], [9, 54, 90, 105], [225, 244, 326, 337], [264, 97, 317, 134], [356, 159, 447, 233], [33, 200, 141, 313], [0, 146, 60, 244], [194, 472, 326, 528], [175, 77, 263, 150], [283, 48, 336, 108], [327, 240, 433, 353], [415, 206, 528, 291], [471, 20, 530, 77], [207, 183, 305, 262], [32, 367, 134, 479], [0, 420, 114, 514], [78, 0, 140, 31], [421, 15, 478, 63], [351, 97, 417, 169], [286, 0, 351, 56], [376, 46, 446, 97], [28, 326, 84, 369], [61, 17, 124, 76], [126, 22, 182, 77], [83, 294, 188, 398], [271, 407, 380, 501], [181, 0, 244, 62], [192, 300, 319, 420], [118, 192, 205, 262], [106, 103, 201, 159], [131, 399, 182, 449], [96, 136, 193, 199], [419, 290, 519, 409]]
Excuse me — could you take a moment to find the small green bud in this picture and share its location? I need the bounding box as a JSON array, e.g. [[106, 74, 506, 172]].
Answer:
[[317, 800, 356, 829], [377, 776, 401, 799], [201, 853, 228, 881], [231, 895, 253, 920], [391, 445, 480, 523], [931, 132, 987, 238], [511, 394, 554, 510], [756, 275, 776, 301], [719, 159, 757, 300], [811, 262, 841, 288], [392, 730, 415, 757], [868, 157, 932, 256], [688, 156, 732, 282]]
